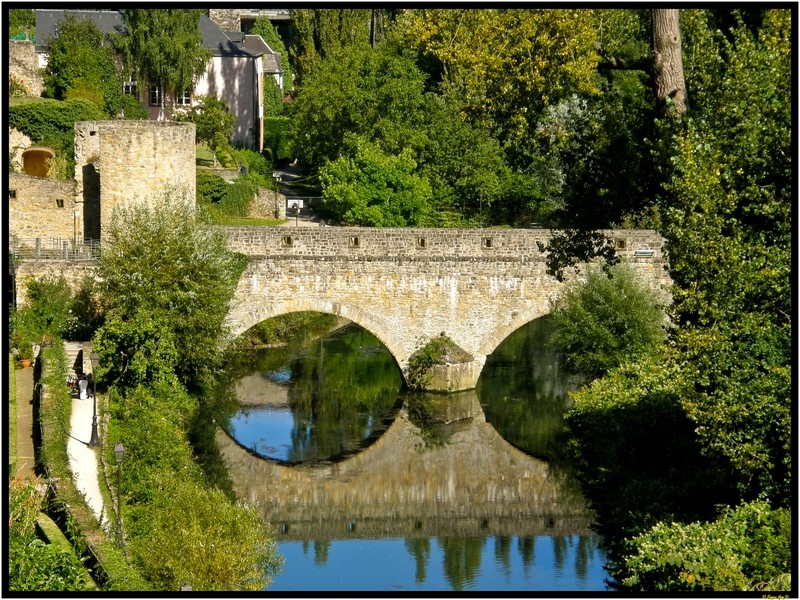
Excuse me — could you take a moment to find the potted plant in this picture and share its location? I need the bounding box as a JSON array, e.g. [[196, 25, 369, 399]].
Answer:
[[17, 340, 33, 368]]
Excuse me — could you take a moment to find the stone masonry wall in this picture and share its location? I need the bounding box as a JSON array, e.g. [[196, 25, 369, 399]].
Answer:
[[14, 261, 99, 308], [208, 9, 243, 31], [9, 174, 78, 243], [8, 41, 43, 96]]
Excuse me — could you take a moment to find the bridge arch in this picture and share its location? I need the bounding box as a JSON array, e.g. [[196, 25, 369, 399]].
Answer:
[[225, 296, 406, 376]]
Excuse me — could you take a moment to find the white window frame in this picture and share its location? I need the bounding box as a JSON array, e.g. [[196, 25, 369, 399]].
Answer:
[[123, 78, 137, 97], [175, 89, 192, 106], [149, 85, 161, 107]]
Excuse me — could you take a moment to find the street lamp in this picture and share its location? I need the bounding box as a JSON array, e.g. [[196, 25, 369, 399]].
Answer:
[[89, 352, 100, 447], [114, 442, 125, 543]]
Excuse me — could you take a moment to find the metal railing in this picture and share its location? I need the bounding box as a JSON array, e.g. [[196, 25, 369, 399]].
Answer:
[[9, 238, 102, 263]]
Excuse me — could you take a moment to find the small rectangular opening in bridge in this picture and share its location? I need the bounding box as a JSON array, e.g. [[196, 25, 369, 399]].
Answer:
[[55, 198, 64, 208], [9, 190, 16, 200], [482, 237, 493, 249], [416, 237, 427, 249], [349, 236, 360, 248], [615, 238, 627, 250], [281, 235, 293, 247]]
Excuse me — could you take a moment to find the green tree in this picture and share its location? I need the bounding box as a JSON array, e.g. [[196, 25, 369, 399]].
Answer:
[[417, 97, 508, 226], [657, 9, 792, 505], [249, 17, 293, 97], [173, 95, 235, 167], [319, 134, 432, 226], [14, 276, 76, 343], [9, 8, 35, 37], [43, 14, 122, 117], [93, 192, 245, 390], [290, 44, 430, 175], [397, 9, 602, 167], [288, 8, 374, 84], [113, 9, 210, 120], [549, 263, 668, 380]]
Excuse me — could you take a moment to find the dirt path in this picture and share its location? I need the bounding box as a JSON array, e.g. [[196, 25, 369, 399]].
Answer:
[[14, 366, 36, 478]]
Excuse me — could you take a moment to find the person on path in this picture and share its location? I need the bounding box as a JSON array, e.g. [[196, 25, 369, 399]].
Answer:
[[78, 374, 89, 400]]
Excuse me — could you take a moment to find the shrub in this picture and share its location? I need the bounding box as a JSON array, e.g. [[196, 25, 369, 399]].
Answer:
[[8, 476, 93, 592], [196, 171, 229, 206], [405, 334, 471, 390], [549, 262, 668, 380], [619, 501, 792, 592], [128, 474, 282, 591]]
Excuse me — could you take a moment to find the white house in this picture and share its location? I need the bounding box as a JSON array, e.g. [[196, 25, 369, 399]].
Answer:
[[34, 9, 283, 150]]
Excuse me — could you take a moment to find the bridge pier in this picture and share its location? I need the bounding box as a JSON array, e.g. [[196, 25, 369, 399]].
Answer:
[[427, 358, 485, 393]]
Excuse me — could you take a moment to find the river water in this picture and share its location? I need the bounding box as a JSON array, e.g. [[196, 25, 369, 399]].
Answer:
[[212, 317, 610, 592]]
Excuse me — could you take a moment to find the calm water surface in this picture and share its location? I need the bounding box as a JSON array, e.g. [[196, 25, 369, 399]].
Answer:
[[214, 318, 610, 592]]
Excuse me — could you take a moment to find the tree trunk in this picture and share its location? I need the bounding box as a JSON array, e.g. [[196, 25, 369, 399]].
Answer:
[[595, 9, 688, 119], [651, 9, 688, 117]]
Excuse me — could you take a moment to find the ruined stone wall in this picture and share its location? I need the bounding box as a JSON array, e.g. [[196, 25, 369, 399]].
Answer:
[[8, 41, 43, 97], [8, 174, 79, 242], [74, 121, 196, 240]]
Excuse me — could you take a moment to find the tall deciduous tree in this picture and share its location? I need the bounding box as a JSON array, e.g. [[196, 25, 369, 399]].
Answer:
[[173, 95, 235, 167], [290, 44, 430, 174], [112, 9, 210, 120], [658, 8, 791, 505], [397, 9, 602, 166], [595, 8, 688, 117], [43, 14, 122, 117], [288, 8, 373, 83]]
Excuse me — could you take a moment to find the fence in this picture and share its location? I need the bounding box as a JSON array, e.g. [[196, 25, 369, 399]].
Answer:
[[9, 238, 102, 263]]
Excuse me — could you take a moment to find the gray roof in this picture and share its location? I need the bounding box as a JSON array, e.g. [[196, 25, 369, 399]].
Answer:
[[35, 10, 125, 53], [35, 9, 268, 59]]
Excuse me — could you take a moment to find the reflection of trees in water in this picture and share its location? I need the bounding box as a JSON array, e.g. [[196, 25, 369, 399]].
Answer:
[[518, 537, 535, 571], [494, 536, 512, 578], [405, 538, 430, 584], [478, 315, 580, 463], [441, 538, 486, 591], [285, 324, 402, 462]]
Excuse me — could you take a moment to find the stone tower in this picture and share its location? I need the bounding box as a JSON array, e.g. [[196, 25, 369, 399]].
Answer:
[[73, 121, 196, 241]]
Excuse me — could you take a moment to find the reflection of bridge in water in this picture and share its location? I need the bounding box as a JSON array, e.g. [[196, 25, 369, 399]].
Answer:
[[216, 391, 596, 541]]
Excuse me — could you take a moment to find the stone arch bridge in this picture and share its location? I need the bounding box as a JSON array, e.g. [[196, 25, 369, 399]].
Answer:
[[224, 227, 669, 391]]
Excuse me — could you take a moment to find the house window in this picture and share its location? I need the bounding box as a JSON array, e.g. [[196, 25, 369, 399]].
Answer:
[[123, 79, 137, 97], [482, 237, 493, 249], [281, 235, 293, 247], [9, 190, 16, 200], [615, 238, 627, 250], [149, 86, 162, 106], [349, 236, 360, 248], [176, 89, 192, 106], [55, 198, 64, 208], [416, 237, 427, 249]]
